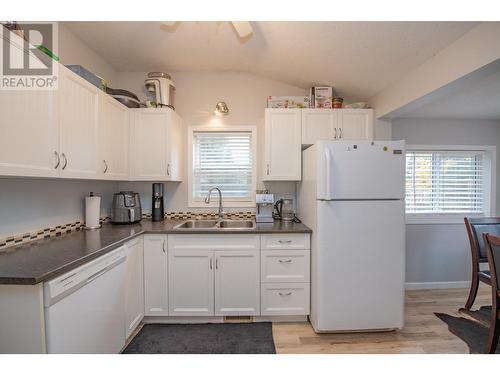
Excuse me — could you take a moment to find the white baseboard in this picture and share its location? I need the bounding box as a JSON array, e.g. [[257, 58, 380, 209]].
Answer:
[[405, 281, 470, 290]]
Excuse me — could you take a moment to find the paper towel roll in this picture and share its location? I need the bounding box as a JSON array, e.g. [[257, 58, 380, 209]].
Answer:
[[85, 193, 101, 229]]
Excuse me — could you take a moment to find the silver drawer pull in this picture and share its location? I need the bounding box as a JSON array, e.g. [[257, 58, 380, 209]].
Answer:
[[278, 240, 292, 244], [278, 259, 292, 263], [278, 292, 292, 296]]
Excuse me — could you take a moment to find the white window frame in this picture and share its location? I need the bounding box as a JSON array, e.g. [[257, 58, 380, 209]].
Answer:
[[405, 144, 496, 225], [188, 125, 257, 208]]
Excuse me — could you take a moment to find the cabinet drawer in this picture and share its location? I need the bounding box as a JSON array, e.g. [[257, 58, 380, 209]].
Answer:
[[261, 283, 310, 316], [261, 234, 310, 250], [261, 250, 310, 283]]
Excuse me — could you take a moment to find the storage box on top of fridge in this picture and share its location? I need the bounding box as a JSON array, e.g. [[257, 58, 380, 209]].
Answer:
[[310, 86, 334, 109], [267, 96, 310, 109]]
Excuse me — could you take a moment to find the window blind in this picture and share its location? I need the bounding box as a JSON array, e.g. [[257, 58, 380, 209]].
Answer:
[[192, 131, 253, 201], [405, 150, 484, 214]]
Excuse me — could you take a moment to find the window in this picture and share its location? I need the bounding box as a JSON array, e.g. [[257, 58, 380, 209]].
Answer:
[[188, 126, 256, 207], [405, 145, 495, 223]]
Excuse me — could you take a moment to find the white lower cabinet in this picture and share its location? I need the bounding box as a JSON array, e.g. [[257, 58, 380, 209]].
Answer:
[[168, 250, 214, 316], [143, 235, 168, 316], [124, 237, 144, 339], [261, 250, 310, 283], [214, 250, 260, 316], [261, 283, 310, 316]]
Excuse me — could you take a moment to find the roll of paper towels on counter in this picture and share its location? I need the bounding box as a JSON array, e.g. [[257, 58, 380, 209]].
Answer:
[[85, 192, 101, 229]]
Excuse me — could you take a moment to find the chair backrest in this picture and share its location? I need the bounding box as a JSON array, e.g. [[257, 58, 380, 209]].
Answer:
[[465, 217, 500, 261], [484, 233, 500, 292]]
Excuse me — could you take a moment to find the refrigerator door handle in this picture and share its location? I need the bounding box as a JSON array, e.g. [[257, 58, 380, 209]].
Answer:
[[325, 148, 333, 200]]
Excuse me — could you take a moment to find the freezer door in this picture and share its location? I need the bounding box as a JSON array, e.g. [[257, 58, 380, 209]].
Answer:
[[311, 200, 405, 332], [316, 140, 405, 200]]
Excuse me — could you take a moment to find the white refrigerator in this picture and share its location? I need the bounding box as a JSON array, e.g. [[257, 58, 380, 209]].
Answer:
[[298, 140, 406, 332]]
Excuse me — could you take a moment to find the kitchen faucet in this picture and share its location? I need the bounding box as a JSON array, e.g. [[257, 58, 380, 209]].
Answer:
[[205, 187, 224, 219]]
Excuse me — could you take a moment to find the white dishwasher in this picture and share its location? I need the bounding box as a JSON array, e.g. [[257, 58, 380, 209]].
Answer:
[[44, 246, 127, 354]]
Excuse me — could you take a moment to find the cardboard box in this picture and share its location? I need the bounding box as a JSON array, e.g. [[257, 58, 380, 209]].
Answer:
[[310, 86, 334, 109], [267, 96, 310, 109]]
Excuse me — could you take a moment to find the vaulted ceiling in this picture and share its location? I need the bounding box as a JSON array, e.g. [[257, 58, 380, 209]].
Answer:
[[63, 21, 479, 101]]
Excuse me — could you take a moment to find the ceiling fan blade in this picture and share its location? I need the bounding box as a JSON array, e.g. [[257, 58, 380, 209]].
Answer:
[[231, 21, 253, 38]]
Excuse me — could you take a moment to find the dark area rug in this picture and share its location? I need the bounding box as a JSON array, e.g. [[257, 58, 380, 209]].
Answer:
[[122, 323, 276, 354], [435, 306, 498, 354]]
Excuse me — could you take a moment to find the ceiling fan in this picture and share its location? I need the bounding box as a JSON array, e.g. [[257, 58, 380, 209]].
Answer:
[[160, 21, 253, 39]]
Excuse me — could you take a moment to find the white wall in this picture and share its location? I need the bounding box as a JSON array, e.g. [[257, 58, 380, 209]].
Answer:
[[392, 118, 500, 285], [116, 71, 308, 213], [0, 178, 118, 238], [58, 23, 117, 87]]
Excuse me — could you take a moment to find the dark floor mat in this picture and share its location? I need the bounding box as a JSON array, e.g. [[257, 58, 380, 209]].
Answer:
[[435, 306, 497, 354], [122, 323, 276, 354]]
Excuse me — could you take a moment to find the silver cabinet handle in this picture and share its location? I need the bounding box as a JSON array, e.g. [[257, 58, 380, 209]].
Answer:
[[278, 259, 292, 263], [103, 160, 108, 173], [339, 127, 343, 139], [334, 128, 338, 139], [278, 292, 292, 296], [278, 240, 292, 244], [61, 153, 68, 170], [210, 257, 213, 270], [266, 164, 270, 175], [216, 257, 218, 269], [54, 151, 60, 169], [167, 163, 170, 176], [162, 240, 166, 253]]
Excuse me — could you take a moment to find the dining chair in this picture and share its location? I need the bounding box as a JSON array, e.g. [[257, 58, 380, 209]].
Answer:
[[464, 217, 500, 310], [483, 233, 500, 353]]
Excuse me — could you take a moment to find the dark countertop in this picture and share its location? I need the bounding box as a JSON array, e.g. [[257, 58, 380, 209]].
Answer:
[[0, 219, 311, 285]]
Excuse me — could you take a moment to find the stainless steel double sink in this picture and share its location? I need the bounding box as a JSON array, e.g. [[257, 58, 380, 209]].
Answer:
[[174, 219, 256, 230]]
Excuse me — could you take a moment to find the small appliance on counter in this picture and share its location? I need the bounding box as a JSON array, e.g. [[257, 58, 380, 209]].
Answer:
[[111, 191, 142, 224], [152, 183, 164, 222], [274, 198, 301, 223], [145, 72, 176, 109], [255, 191, 274, 223], [84, 192, 101, 230]]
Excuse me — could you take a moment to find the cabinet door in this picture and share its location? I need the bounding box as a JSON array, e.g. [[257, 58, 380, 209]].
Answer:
[[214, 250, 260, 316], [264, 109, 301, 181], [339, 109, 373, 140], [125, 238, 144, 338], [301, 109, 337, 146], [168, 250, 214, 316], [99, 95, 129, 180], [58, 67, 99, 178], [165, 110, 183, 181], [130, 110, 168, 180], [0, 89, 59, 177], [143, 235, 168, 316]]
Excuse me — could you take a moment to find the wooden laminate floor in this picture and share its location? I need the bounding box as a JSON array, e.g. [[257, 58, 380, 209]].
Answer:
[[272, 286, 491, 354]]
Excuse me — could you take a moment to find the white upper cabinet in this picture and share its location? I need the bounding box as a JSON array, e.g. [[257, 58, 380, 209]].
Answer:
[[130, 108, 184, 181], [58, 66, 100, 179], [301, 109, 338, 146], [263, 109, 302, 181], [98, 94, 129, 180], [301, 108, 373, 145], [339, 109, 374, 140], [0, 88, 59, 177]]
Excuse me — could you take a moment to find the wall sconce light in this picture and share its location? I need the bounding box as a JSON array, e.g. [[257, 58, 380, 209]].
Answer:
[[214, 101, 229, 116]]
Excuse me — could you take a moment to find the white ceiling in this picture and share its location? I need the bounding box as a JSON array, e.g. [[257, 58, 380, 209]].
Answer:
[[63, 21, 478, 101], [387, 59, 500, 120]]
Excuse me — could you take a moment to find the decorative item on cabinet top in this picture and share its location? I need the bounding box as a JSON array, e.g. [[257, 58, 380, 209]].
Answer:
[[0, 211, 255, 251]]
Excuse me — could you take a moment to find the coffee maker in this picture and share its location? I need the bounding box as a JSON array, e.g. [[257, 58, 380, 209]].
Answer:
[[255, 191, 274, 223], [152, 183, 164, 222]]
